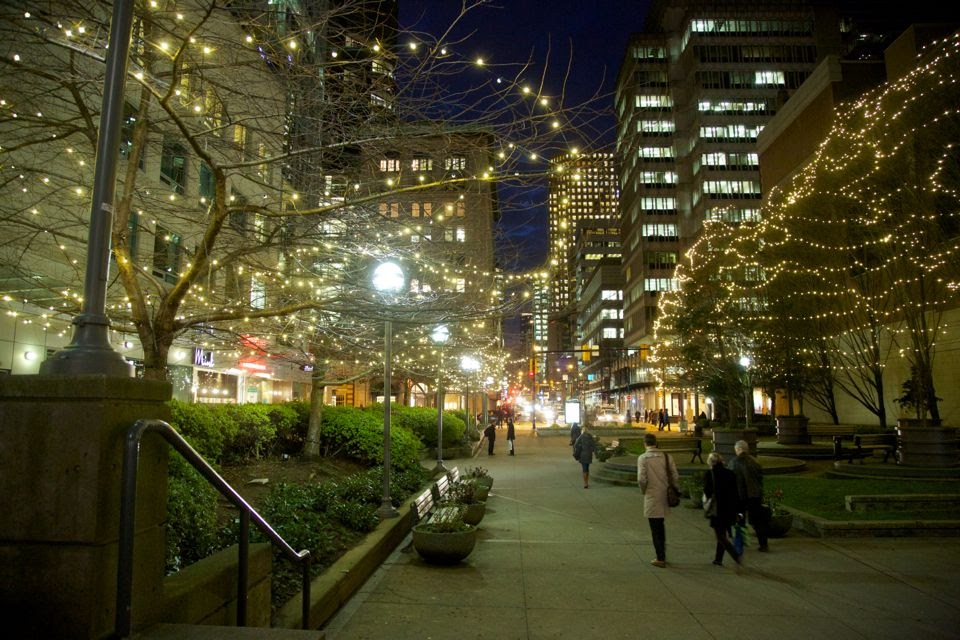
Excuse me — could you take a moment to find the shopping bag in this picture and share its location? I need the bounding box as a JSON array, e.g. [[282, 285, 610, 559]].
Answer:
[[733, 522, 747, 556]]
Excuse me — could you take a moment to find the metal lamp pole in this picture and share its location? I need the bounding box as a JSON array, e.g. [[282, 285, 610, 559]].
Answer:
[[373, 262, 405, 519], [431, 325, 450, 474], [461, 355, 480, 437], [739, 356, 752, 430]]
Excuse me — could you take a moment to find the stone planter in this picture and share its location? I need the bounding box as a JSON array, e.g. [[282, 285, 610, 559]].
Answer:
[[767, 512, 793, 538], [896, 421, 960, 467], [460, 501, 486, 526], [474, 476, 494, 490], [776, 415, 811, 445], [471, 482, 490, 502], [712, 429, 758, 460], [411, 524, 478, 564]]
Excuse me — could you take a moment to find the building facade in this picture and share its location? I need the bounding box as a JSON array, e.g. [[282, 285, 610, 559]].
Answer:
[[615, 0, 847, 416], [544, 151, 619, 405]]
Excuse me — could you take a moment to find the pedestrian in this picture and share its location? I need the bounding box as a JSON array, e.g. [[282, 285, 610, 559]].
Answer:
[[703, 452, 742, 567], [506, 417, 516, 455], [729, 439, 769, 552], [694, 411, 708, 437], [572, 424, 596, 488], [635, 410, 641, 424], [483, 422, 496, 456], [637, 433, 679, 567], [569, 421, 581, 446], [657, 408, 665, 431]]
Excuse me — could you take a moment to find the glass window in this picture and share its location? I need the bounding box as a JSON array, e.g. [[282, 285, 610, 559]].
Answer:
[[152, 226, 182, 284], [160, 141, 187, 194]]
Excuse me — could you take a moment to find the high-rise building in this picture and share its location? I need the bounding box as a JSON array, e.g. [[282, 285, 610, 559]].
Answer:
[[544, 152, 619, 397], [614, 0, 851, 414], [614, 0, 957, 418]]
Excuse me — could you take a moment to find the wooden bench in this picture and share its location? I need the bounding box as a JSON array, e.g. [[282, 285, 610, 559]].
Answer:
[[413, 468, 459, 524], [656, 436, 706, 464], [839, 433, 897, 464], [431, 474, 451, 501]]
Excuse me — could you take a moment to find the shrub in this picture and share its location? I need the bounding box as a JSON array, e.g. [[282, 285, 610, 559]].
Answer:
[[321, 405, 422, 469], [268, 403, 305, 455], [168, 400, 224, 462], [165, 454, 221, 573], [389, 405, 466, 447], [221, 404, 276, 462]]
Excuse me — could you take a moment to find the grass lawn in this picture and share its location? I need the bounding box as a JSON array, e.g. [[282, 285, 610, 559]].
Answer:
[[618, 439, 958, 521], [769, 476, 960, 521]]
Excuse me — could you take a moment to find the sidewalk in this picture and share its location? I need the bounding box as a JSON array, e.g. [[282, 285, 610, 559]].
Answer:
[[323, 427, 960, 639]]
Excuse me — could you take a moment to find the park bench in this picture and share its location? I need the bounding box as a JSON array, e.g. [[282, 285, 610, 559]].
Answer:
[[412, 468, 459, 524], [656, 436, 706, 464], [838, 433, 898, 464]]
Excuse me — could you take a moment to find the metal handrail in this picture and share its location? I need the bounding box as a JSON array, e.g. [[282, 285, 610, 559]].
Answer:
[[116, 419, 312, 637]]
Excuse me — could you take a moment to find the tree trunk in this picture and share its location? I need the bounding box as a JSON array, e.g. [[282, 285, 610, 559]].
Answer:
[[302, 363, 328, 459]]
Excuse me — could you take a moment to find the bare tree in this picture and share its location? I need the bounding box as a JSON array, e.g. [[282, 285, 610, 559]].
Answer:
[[0, 0, 603, 396]]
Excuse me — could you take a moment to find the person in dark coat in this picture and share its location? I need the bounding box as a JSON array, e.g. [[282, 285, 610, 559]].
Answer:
[[483, 422, 496, 455], [569, 422, 582, 446], [703, 452, 742, 566], [573, 425, 596, 488], [506, 417, 516, 455], [729, 439, 769, 551]]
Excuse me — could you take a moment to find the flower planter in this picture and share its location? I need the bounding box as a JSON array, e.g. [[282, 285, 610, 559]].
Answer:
[[471, 482, 490, 502], [776, 415, 811, 445], [474, 476, 494, 490], [711, 428, 758, 459], [461, 501, 486, 526], [896, 421, 960, 467], [767, 512, 793, 538], [412, 524, 478, 564]]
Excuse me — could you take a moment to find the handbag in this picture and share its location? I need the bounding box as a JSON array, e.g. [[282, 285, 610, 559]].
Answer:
[[702, 470, 718, 518], [703, 494, 718, 518], [665, 455, 681, 507]]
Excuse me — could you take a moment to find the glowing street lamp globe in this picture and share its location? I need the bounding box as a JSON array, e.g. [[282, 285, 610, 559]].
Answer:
[[372, 261, 405, 294]]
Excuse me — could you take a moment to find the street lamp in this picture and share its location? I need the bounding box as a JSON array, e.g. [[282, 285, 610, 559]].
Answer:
[[460, 355, 480, 436], [373, 261, 404, 519], [739, 355, 752, 430], [431, 324, 450, 474]]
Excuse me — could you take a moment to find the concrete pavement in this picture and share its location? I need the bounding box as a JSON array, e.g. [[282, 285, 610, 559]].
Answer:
[[322, 427, 960, 639]]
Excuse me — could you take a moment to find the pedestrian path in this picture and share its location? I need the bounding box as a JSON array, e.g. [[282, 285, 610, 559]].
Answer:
[[323, 427, 960, 639]]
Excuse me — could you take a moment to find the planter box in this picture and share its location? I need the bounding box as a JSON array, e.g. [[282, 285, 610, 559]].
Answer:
[[776, 415, 811, 445], [712, 429, 758, 459], [897, 422, 960, 467]]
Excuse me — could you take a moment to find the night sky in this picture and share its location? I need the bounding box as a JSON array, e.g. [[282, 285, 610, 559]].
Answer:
[[399, 1, 651, 270]]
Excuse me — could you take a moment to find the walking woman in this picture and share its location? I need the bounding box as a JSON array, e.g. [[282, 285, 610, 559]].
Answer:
[[703, 451, 742, 567], [573, 424, 596, 488]]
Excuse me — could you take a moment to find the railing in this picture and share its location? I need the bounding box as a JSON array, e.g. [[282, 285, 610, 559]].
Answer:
[[116, 419, 312, 637]]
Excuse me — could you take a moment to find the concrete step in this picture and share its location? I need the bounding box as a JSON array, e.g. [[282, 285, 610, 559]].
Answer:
[[134, 624, 324, 640]]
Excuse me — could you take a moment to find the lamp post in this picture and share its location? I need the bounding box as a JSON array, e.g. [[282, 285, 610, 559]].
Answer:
[[431, 325, 450, 474], [739, 355, 752, 430], [460, 355, 480, 437], [373, 261, 405, 519]]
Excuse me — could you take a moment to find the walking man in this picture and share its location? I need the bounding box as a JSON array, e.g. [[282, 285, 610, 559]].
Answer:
[[637, 433, 679, 567], [729, 439, 769, 552]]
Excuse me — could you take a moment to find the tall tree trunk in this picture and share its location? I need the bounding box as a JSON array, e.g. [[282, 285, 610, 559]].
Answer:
[[302, 363, 329, 459]]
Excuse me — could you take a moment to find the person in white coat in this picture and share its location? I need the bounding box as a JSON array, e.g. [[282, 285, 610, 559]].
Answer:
[[637, 433, 679, 567]]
